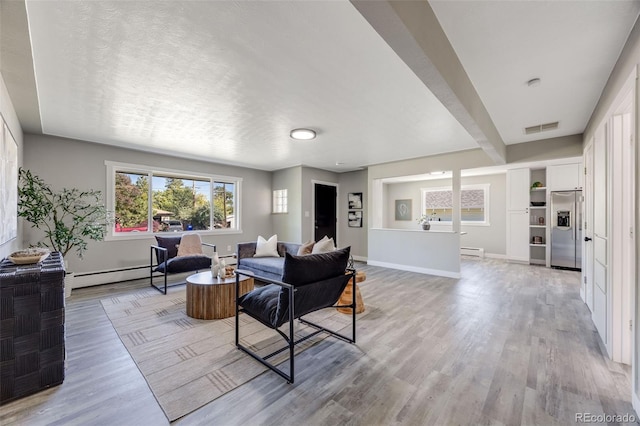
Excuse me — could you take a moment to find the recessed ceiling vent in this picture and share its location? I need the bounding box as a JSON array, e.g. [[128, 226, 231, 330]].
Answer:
[[524, 121, 559, 135]]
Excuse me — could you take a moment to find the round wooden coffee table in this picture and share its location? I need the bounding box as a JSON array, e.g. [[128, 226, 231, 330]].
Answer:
[[186, 272, 254, 320]]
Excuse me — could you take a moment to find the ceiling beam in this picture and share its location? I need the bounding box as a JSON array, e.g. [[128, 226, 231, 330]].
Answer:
[[351, 0, 506, 165]]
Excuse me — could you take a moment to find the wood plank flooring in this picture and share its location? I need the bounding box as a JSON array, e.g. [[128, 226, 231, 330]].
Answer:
[[1, 257, 637, 425]]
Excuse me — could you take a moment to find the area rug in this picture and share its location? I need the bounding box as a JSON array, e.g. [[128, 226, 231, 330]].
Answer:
[[100, 287, 354, 422]]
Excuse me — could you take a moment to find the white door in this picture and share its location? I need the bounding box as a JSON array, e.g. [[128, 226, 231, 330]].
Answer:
[[592, 122, 609, 352], [583, 143, 594, 309]]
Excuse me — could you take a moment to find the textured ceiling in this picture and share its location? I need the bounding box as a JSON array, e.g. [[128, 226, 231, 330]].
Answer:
[[24, 0, 478, 172], [5, 1, 639, 172]]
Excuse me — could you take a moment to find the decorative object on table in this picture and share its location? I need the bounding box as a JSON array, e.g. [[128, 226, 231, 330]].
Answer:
[[531, 181, 544, 190], [211, 252, 220, 278], [395, 199, 412, 221], [8, 247, 50, 264], [348, 192, 363, 209], [417, 214, 431, 230], [218, 258, 226, 279], [348, 210, 363, 228]]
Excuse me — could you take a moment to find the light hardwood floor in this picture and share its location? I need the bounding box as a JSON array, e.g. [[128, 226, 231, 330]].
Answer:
[[1, 257, 637, 425]]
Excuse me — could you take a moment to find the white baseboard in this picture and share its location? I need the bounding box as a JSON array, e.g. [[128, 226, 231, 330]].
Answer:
[[74, 265, 149, 288], [367, 260, 460, 279], [353, 255, 367, 262], [460, 247, 484, 257], [484, 253, 507, 260]]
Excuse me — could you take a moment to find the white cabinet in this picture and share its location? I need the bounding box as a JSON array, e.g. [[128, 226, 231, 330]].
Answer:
[[547, 163, 582, 191], [506, 168, 530, 262], [507, 210, 530, 262], [507, 168, 529, 210]]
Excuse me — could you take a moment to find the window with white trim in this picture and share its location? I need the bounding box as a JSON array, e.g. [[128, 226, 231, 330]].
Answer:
[[272, 189, 288, 213], [421, 184, 490, 225], [106, 162, 241, 237]]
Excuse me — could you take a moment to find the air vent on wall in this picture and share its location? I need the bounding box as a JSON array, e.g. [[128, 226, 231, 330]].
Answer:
[[525, 121, 559, 135]]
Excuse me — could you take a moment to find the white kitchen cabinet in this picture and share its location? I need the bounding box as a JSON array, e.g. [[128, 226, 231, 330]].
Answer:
[[506, 168, 530, 262], [507, 168, 529, 210], [507, 210, 530, 262], [547, 163, 582, 191]]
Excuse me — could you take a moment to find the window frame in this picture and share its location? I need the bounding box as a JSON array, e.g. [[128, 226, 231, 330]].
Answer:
[[421, 183, 490, 226], [272, 189, 288, 214], [105, 161, 242, 240]]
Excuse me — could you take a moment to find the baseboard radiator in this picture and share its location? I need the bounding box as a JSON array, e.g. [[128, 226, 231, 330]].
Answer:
[[460, 247, 485, 258]]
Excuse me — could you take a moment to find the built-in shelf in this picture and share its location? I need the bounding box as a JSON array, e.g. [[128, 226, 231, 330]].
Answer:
[[531, 187, 547, 191], [529, 225, 546, 228], [529, 206, 547, 209], [530, 243, 547, 247]]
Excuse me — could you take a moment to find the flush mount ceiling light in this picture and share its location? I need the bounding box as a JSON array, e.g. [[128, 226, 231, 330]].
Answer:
[[527, 78, 541, 87], [290, 128, 316, 140]]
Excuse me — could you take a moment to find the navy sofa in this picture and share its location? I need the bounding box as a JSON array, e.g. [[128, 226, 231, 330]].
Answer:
[[236, 241, 301, 282]]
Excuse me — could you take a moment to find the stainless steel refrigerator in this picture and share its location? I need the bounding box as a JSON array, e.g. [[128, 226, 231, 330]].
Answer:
[[550, 190, 582, 270]]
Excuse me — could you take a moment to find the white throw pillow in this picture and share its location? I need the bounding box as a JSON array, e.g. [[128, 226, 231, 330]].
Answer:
[[177, 233, 204, 257], [311, 235, 335, 254], [254, 234, 279, 257]]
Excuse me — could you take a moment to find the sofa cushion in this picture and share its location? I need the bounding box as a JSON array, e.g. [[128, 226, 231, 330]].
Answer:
[[254, 234, 279, 258], [238, 257, 285, 277], [311, 236, 336, 254], [155, 235, 182, 261], [238, 284, 281, 327], [297, 240, 315, 255], [177, 233, 203, 257], [155, 255, 211, 274], [282, 246, 350, 286]]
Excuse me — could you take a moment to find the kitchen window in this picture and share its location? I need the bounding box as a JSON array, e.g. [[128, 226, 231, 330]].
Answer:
[[421, 184, 490, 225]]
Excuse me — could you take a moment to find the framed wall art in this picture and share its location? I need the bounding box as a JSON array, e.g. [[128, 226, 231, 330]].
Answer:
[[395, 199, 412, 221], [0, 119, 18, 245], [348, 210, 362, 228], [348, 192, 363, 209]]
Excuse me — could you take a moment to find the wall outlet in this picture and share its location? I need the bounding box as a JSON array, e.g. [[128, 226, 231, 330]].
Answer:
[[227, 245, 232, 252]]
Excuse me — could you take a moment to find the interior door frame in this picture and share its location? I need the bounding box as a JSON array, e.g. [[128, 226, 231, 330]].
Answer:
[[311, 180, 339, 244], [583, 141, 594, 310]]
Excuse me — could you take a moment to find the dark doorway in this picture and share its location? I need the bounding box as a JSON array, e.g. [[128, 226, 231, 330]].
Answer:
[[314, 183, 337, 244]]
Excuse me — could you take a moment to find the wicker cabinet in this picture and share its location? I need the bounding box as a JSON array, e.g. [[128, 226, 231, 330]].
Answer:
[[0, 252, 65, 403]]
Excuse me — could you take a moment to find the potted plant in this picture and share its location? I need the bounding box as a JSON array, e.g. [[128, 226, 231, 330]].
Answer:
[[417, 214, 431, 230], [17, 168, 111, 296]]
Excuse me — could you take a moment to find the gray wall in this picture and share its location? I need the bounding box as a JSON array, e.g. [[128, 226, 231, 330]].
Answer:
[[384, 173, 507, 256], [272, 166, 302, 243], [22, 134, 273, 274], [337, 169, 368, 259], [507, 134, 584, 164], [0, 75, 24, 259]]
